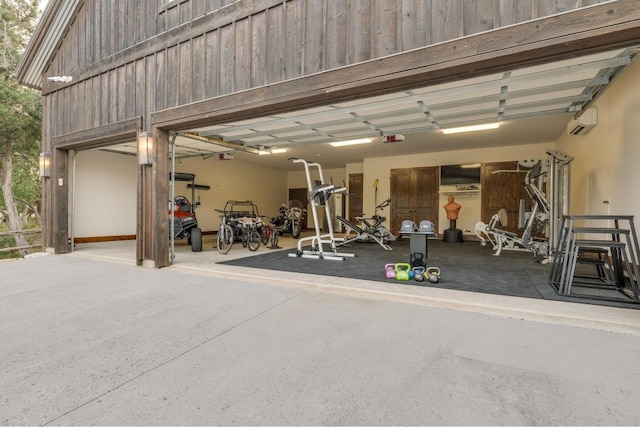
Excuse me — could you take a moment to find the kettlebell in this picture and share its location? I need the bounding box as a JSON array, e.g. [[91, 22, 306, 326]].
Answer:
[[384, 263, 396, 279], [412, 266, 426, 282], [410, 252, 426, 268], [395, 263, 411, 281], [426, 266, 441, 283]]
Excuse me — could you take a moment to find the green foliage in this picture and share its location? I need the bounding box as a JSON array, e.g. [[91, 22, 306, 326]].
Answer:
[[0, 0, 39, 72], [0, 221, 42, 259], [0, 0, 42, 224], [0, 76, 42, 151], [0, 77, 42, 213]]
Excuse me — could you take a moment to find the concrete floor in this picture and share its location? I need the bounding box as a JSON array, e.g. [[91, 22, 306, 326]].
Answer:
[[2, 235, 640, 425], [71, 234, 640, 336]]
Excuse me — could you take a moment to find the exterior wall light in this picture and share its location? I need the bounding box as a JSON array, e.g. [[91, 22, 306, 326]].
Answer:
[[39, 152, 51, 177], [137, 131, 154, 165], [47, 76, 73, 83]]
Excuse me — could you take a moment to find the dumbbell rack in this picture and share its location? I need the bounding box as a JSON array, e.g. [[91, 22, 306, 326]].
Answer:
[[549, 215, 640, 303]]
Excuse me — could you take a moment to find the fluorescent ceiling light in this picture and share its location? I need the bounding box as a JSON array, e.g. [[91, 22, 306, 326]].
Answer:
[[329, 137, 373, 147], [258, 148, 288, 155], [442, 123, 500, 134]]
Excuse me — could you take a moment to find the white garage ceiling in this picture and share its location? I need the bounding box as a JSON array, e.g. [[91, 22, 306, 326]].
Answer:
[[105, 46, 638, 171]]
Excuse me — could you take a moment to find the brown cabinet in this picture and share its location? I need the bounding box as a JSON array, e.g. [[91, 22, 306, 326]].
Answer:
[[390, 167, 439, 234], [481, 162, 532, 235]]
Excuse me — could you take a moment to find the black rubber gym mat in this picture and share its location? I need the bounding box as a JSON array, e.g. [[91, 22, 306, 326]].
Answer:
[[218, 238, 639, 308]]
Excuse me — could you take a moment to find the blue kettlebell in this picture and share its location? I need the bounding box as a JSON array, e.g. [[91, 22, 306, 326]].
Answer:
[[412, 266, 426, 282]]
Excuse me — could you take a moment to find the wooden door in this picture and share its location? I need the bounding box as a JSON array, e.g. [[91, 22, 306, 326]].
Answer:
[[390, 167, 439, 234], [481, 162, 531, 234], [348, 173, 363, 223]]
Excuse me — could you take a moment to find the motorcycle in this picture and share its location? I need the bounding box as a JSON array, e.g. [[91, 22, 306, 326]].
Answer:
[[272, 200, 306, 239]]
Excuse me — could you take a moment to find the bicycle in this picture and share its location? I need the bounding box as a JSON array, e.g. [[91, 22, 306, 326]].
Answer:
[[215, 200, 264, 254], [260, 217, 280, 249], [237, 214, 262, 251], [215, 208, 235, 254]]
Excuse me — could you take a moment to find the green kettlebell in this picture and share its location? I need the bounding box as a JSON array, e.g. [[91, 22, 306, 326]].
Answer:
[[395, 263, 411, 281]]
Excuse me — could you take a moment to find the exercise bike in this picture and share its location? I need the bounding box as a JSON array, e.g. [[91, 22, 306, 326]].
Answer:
[[354, 198, 396, 244]]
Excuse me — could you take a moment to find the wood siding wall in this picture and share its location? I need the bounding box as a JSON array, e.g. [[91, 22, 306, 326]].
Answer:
[[44, 0, 608, 139]]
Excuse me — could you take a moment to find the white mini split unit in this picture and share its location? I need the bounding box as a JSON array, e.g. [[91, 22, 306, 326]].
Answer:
[[567, 108, 597, 136]]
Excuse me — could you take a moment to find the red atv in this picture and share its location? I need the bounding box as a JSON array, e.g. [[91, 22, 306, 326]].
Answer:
[[169, 173, 202, 252]]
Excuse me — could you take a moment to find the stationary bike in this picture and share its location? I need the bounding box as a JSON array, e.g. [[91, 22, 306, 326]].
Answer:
[[354, 198, 396, 243]]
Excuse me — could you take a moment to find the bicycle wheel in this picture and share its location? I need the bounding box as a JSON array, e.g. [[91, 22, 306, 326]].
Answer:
[[270, 229, 279, 248], [217, 224, 234, 254], [260, 227, 269, 245], [247, 228, 261, 251]]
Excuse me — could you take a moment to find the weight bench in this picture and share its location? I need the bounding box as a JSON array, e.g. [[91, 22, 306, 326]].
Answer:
[[336, 216, 392, 251]]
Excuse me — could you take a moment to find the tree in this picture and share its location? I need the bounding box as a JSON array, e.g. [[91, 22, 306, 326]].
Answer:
[[0, 0, 41, 256]]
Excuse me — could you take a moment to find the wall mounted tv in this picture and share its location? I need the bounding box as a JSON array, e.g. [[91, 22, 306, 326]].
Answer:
[[440, 164, 481, 186]]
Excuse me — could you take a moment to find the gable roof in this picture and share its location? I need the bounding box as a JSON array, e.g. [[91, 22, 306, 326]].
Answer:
[[14, 0, 82, 89]]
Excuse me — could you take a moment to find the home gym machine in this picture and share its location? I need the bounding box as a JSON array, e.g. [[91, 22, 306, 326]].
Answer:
[[474, 150, 573, 262], [288, 158, 355, 261], [336, 198, 395, 251]]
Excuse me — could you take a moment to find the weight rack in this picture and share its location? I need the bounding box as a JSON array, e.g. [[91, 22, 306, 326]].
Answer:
[[549, 215, 640, 303]]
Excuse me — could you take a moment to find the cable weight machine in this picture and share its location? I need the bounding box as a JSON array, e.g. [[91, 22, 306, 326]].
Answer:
[[474, 150, 573, 262], [288, 158, 355, 261]]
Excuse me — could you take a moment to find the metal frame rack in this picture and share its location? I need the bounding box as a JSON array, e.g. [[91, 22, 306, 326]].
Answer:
[[549, 215, 640, 303]]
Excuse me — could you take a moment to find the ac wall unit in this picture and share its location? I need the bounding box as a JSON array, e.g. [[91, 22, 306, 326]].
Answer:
[[567, 108, 597, 136]]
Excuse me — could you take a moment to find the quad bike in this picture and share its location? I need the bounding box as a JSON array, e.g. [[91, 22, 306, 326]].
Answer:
[[270, 200, 306, 239], [215, 200, 264, 254], [169, 173, 202, 252]]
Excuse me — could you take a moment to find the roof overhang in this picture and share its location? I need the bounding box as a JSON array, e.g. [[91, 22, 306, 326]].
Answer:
[[14, 0, 82, 89]]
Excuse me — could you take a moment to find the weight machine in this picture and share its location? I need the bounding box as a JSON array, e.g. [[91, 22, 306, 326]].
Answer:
[[356, 198, 397, 242], [474, 150, 573, 262], [288, 158, 355, 261], [336, 198, 395, 251]]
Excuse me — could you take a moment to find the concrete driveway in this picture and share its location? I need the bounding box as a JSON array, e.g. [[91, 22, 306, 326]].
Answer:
[[1, 250, 640, 425]]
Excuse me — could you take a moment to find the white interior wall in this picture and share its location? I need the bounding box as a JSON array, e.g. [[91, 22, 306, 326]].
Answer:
[[361, 143, 555, 234], [556, 57, 640, 219], [73, 151, 288, 238], [176, 156, 287, 231], [73, 150, 137, 238]]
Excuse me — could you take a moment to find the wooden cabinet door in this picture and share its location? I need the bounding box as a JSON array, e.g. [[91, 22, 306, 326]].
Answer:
[[348, 173, 363, 223], [390, 167, 439, 234], [481, 162, 531, 235]]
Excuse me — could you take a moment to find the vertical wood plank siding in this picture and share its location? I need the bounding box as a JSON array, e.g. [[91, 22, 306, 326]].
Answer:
[[44, 0, 612, 139], [250, 11, 267, 87]]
